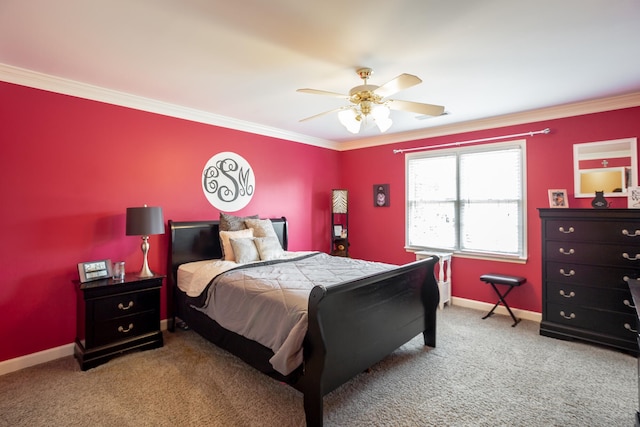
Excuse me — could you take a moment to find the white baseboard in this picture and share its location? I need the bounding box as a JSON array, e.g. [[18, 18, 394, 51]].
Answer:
[[0, 319, 169, 377], [1, 305, 538, 377], [449, 297, 542, 323]]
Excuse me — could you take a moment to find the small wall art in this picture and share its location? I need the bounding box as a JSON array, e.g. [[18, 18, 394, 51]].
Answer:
[[374, 184, 390, 207]]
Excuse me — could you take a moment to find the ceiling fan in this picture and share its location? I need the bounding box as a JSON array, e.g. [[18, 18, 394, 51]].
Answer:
[[297, 68, 445, 134]]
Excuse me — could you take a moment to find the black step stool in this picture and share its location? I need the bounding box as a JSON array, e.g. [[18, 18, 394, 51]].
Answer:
[[480, 273, 526, 327]]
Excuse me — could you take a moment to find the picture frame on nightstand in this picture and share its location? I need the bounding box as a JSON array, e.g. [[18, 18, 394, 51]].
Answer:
[[77, 259, 112, 283]]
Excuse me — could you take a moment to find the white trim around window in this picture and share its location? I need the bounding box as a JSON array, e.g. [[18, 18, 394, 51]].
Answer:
[[405, 139, 527, 262]]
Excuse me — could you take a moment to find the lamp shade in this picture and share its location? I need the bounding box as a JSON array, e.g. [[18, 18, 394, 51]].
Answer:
[[126, 206, 165, 236], [332, 189, 348, 214]]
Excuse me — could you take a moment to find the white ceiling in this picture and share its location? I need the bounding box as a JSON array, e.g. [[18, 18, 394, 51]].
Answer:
[[1, 0, 640, 148]]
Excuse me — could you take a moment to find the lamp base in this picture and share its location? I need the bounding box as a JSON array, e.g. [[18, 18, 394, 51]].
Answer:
[[138, 235, 155, 278]]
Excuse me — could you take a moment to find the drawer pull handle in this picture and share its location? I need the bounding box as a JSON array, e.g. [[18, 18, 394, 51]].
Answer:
[[624, 323, 638, 333], [559, 311, 575, 320], [559, 269, 575, 277], [118, 301, 134, 310], [624, 299, 636, 308], [559, 248, 575, 255], [622, 253, 640, 261], [622, 229, 640, 237], [559, 290, 575, 298], [558, 226, 574, 234], [623, 276, 640, 283], [118, 323, 134, 333]]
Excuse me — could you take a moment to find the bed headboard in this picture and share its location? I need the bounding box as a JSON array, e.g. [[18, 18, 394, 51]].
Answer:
[[167, 217, 288, 330], [167, 216, 288, 283]]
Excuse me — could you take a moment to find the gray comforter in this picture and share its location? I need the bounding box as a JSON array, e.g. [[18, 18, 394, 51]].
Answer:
[[194, 252, 395, 375]]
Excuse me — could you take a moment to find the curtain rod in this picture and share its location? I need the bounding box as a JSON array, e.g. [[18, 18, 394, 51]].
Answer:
[[392, 128, 551, 154]]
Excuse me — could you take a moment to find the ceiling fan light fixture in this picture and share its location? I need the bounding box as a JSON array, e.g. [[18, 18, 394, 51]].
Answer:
[[372, 105, 392, 132], [338, 109, 361, 134]]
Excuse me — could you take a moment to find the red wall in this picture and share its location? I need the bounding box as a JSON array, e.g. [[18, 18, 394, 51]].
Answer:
[[1, 78, 639, 364], [342, 107, 640, 314], [0, 81, 340, 362]]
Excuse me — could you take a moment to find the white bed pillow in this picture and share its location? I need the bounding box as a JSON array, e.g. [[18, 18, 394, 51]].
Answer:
[[230, 237, 260, 264], [255, 236, 284, 260], [219, 228, 254, 261]]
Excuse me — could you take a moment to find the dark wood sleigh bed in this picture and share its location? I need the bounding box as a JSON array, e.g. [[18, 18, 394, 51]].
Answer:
[[167, 217, 440, 426]]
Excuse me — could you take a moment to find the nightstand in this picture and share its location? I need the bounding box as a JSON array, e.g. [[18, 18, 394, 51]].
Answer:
[[74, 274, 164, 370]]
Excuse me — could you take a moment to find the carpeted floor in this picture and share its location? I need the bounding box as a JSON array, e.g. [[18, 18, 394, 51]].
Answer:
[[0, 306, 636, 426]]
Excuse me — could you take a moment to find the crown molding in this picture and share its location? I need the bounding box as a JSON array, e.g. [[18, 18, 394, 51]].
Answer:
[[2, 63, 638, 153], [338, 92, 640, 151], [0, 63, 339, 151]]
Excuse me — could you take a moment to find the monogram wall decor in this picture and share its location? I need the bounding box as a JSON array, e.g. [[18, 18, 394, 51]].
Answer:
[[202, 152, 255, 212]]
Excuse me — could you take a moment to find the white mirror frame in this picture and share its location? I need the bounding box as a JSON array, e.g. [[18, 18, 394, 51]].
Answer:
[[573, 137, 638, 198]]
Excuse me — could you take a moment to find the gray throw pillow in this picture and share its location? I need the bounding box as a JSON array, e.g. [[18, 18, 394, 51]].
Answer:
[[220, 213, 259, 231]]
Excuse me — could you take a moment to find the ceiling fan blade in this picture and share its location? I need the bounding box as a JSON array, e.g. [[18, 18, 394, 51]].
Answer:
[[299, 107, 346, 122], [374, 74, 422, 98], [296, 88, 349, 99], [387, 99, 445, 117]]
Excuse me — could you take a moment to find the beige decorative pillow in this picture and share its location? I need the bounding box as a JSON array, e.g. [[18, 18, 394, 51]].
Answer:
[[244, 218, 278, 238], [230, 238, 260, 264], [219, 228, 254, 261], [255, 237, 284, 261]]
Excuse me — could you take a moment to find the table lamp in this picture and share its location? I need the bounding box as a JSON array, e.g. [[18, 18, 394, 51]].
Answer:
[[126, 205, 165, 277]]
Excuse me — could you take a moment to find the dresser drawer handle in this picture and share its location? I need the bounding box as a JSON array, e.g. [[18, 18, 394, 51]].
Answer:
[[624, 323, 638, 333], [623, 276, 640, 284], [118, 323, 134, 333], [622, 253, 640, 261], [622, 229, 640, 237], [559, 311, 575, 320], [558, 226, 574, 234], [624, 299, 636, 308], [559, 248, 574, 255], [118, 301, 134, 310], [559, 290, 575, 298], [559, 269, 575, 277]]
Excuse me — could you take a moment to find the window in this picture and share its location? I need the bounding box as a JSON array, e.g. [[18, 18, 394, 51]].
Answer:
[[406, 140, 526, 260]]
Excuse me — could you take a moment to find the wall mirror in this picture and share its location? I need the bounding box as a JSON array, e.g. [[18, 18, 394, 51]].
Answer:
[[573, 137, 638, 198]]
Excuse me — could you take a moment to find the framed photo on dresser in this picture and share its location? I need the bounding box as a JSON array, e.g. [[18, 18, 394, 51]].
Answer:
[[548, 189, 568, 208]]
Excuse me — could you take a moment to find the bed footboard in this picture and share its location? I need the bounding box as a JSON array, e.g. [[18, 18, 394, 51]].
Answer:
[[298, 256, 439, 426]]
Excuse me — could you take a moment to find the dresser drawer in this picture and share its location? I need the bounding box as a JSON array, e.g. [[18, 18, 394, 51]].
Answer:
[[545, 219, 640, 244], [546, 261, 640, 291], [546, 281, 635, 314], [546, 302, 637, 340], [94, 290, 160, 321], [546, 240, 640, 267], [92, 310, 159, 347]]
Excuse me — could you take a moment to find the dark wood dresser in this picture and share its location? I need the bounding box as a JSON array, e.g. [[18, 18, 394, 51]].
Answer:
[[539, 208, 638, 355], [628, 281, 640, 426], [74, 274, 164, 370]]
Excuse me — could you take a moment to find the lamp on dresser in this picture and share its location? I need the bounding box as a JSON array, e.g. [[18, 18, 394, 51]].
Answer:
[[126, 205, 165, 277]]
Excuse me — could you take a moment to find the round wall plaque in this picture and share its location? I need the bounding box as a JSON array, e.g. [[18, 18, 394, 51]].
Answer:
[[202, 152, 255, 211]]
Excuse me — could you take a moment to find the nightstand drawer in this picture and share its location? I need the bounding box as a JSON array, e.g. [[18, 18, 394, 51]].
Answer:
[[94, 290, 160, 321], [92, 311, 159, 347]]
